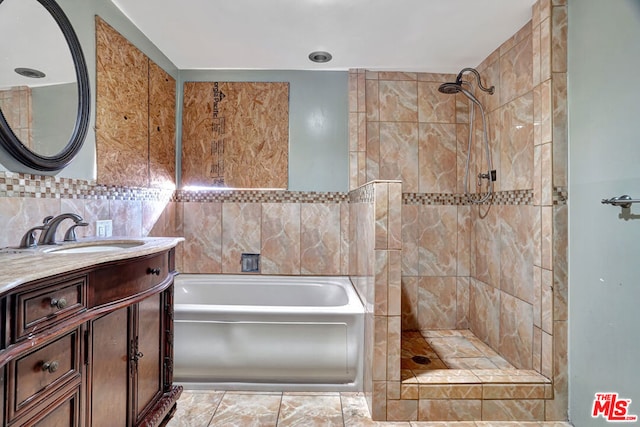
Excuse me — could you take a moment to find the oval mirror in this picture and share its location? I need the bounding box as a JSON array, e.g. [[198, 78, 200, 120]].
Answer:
[[0, 0, 90, 172]]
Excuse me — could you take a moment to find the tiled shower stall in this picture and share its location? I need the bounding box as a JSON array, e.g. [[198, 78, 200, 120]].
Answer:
[[348, 0, 568, 421], [0, 0, 568, 423]]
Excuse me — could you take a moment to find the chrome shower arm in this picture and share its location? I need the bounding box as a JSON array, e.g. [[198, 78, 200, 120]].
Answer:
[[457, 67, 495, 94]]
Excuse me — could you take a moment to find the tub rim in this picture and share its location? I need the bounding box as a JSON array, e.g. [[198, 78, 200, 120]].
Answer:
[[173, 274, 365, 315]]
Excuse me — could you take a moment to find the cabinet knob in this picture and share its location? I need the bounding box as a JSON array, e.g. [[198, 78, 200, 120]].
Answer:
[[42, 360, 59, 373], [147, 267, 161, 276], [50, 298, 68, 310], [131, 351, 144, 362]]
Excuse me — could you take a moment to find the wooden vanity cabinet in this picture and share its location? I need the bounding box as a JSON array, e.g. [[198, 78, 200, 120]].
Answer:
[[132, 292, 165, 424], [89, 292, 167, 426], [89, 307, 129, 427], [0, 247, 181, 427]]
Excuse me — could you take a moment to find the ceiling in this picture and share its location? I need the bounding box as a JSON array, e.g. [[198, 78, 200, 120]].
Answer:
[[111, 0, 536, 73], [0, 0, 76, 89]]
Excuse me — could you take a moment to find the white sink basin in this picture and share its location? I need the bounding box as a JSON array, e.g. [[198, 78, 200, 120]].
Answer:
[[44, 241, 144, 254]]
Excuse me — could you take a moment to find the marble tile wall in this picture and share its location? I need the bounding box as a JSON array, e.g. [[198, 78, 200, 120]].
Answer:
[[0, 172, 175, 248], [0, 86, 32, 149], [178, 195, 348, 275], [348, 180, 402, 421], [347, 0, 568, 421], [0, 174, 349, 278]]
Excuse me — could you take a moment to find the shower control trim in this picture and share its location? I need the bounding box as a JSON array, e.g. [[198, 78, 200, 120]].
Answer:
[[601, 195, 640, 209]]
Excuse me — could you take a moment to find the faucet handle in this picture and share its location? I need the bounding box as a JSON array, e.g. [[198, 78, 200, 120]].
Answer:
[[19, 226, 45, 248], [63, 222, 89, 242], [43, 215, 54, 224]]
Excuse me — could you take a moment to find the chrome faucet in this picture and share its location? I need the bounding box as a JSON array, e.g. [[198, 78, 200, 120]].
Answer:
[[18, 216, 53, 248], [38, 213, 86, 245]]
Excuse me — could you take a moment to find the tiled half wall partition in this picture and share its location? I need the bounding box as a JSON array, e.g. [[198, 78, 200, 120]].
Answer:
[[349, 181, 403, 420]]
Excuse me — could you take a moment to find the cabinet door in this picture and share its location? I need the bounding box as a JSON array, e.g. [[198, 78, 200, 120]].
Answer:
[[89, 307, 130, 427], [133, 292, 164, 423]]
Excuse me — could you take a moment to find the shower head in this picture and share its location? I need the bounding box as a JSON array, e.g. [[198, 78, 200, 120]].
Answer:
[[438, 81, 481, 105], [438, 82, 462, 95], [439, 67, 495, 97]]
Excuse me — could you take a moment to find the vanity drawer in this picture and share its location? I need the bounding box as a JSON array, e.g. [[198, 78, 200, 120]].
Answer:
[[89, 252, 169, 308], [10, 382, 81, 427], [8, 328, 81, 422], [14, 275, 87, 341]]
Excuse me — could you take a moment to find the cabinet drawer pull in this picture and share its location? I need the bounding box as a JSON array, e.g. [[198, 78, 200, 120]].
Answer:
[[147, 268, 161, 276], [50, 298, 68, 309], [42, 360, 59, 373]]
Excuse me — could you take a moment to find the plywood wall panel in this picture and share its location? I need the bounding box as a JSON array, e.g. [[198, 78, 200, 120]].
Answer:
[[182, 82, 289, 189], [149, 61, 176, 189], [181, 82, 214, 186], [96, 17, 149, 187]]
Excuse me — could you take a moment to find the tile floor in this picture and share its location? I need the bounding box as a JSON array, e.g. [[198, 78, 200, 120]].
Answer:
[[402, 330, 514, 371], [167, 390, 573, 426], [168, 330, 571, 426]]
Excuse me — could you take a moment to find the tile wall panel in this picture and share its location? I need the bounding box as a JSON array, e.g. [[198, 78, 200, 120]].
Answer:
[[0, 87, 32, 149], [260, 203, 301, 275]]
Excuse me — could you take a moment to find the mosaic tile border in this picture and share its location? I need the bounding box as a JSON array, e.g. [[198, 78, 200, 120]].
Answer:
[[0, 172, 93, 199], [0, 171, 173, 201], [1, 172, 567, 206], [403, 190, 535, 206], [173, 189, 348, 203], [349, 184, 374, 203], [554, 187, 568, 205]]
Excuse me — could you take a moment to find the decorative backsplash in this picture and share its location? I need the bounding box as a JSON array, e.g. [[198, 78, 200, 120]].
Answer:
[[403, 189, 534, 205], [173, 189, 347, 204], [0, 172, 565, 205], [0, 171, 171, 201]]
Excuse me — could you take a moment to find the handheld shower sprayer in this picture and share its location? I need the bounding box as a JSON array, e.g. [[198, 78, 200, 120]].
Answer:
[[438, 67, 495, 204]]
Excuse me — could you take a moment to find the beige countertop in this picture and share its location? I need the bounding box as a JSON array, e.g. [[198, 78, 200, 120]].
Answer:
[[0, 237, 184, 295]]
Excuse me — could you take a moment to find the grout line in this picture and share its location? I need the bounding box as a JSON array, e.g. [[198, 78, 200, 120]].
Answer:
[[275, 392, 283, 426], [207, 390, 225, 426]]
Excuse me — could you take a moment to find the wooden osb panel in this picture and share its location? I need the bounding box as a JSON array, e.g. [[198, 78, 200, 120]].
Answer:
[[181, 82, 289, 189], [149, 61, 176, 189], [96, 17, 149, 187]]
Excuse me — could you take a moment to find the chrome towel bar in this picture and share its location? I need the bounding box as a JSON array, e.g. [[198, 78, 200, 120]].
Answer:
[[601, 195, 640, 208]]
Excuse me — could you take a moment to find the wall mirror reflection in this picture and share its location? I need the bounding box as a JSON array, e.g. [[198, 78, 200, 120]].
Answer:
[[0, 0, 90, 172]]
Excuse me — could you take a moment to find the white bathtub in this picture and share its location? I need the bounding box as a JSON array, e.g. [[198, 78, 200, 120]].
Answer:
[[173, 274, 364, 391]]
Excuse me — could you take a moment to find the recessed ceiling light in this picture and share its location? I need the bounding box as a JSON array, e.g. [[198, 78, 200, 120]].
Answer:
[[308, 51, 332, 63], [15, 67, 46, 78]]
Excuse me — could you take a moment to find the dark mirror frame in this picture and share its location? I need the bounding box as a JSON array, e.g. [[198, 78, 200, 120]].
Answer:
[[0, 0, 90, 172]]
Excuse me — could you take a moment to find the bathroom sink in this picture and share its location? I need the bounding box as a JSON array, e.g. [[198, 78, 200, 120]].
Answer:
[[44, 241, 145, 254]]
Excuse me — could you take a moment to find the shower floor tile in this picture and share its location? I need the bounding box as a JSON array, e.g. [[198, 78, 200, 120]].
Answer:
[[401, 329, 514, 371]]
